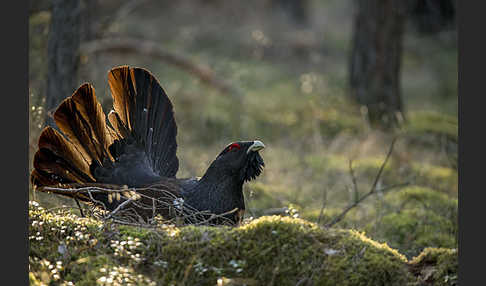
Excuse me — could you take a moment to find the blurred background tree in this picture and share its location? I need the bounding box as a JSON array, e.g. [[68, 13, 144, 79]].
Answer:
[[44, 0, 82, 127], [349, 0, 456, 129], [349, 0, 407, 129], [29, 0, 457, 259]]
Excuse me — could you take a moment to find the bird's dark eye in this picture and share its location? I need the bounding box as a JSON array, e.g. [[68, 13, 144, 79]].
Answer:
[[228, 143, 241, 152]]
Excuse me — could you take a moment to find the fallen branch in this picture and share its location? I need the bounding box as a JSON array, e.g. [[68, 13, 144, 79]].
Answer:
[[40, 184, 236, 227], [325, 138, 408, 228], [81, 38, 240, 96]]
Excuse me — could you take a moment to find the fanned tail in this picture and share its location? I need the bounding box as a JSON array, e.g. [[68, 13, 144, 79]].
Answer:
[[30, 66, 180, 207]]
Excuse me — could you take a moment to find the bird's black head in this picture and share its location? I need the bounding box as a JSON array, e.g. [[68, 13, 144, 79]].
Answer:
[[211, 140, 265, 182]]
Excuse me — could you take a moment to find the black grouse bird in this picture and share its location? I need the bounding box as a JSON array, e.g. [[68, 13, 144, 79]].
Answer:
[[30, 66, 265, 225]]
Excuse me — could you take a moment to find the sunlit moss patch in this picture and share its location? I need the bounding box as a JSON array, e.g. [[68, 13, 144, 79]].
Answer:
[[29, 201, 420, 285]]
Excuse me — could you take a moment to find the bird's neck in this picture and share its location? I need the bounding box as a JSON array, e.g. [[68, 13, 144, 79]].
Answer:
[[185, 165, 245, 214]]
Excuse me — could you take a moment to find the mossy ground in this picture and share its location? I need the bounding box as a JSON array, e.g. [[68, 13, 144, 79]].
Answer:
[[29, 201, 457, 286], [409, 248, 458, 286]]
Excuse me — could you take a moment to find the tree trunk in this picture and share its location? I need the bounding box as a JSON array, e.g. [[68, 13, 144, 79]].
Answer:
[[349, 0, 407, 129], [45, 0, 82, 127]]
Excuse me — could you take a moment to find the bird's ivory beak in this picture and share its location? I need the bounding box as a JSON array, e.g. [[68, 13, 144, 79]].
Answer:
[[247, 140, 265, 154]]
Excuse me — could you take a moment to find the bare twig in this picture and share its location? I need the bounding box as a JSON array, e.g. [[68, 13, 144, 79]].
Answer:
[[74, 198, 85, 217], [105, 199, 134, 220], [316, 187, 328, 225], [370, 137, 397, 193], [81, 38, 240, 96], [152, 197, 156, 219], [325, 138, 406, 228], [86, 190, 107, 211], [349, 159, 359, 195]]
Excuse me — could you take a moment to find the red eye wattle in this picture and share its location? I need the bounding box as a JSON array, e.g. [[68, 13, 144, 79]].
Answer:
[[228, 143, 241, 152]]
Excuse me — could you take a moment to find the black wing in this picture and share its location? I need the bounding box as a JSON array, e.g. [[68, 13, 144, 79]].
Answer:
[[92, 66, 179, 185]]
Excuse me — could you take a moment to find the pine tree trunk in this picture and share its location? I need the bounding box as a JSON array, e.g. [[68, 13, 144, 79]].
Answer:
[[45, 0, 81, 127], [349, 0, 407, 128]]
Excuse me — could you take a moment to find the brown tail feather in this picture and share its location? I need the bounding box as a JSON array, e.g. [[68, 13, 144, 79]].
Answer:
[[33, 148, 89, 184], [31, 84, 114, 190], [108, 67, 134, 130], [37, 127, 94, 181], [108, 110, 130, 139], [53, 83, 114, 166]]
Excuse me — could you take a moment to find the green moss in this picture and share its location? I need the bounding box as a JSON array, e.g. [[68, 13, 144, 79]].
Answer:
[[29, 201, 418, 285], [369, 210, 456, 258], [409, 248, 458, 286], [405, 111, 458, 141], [305, 153, 392, 178], [315, 229, 410, 286], [122, 217, 412, 285], [367, 187, 458, 258], [386, 186, 457, 213], [305, 155, 456, 196], [411, 163, 458, 194]]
